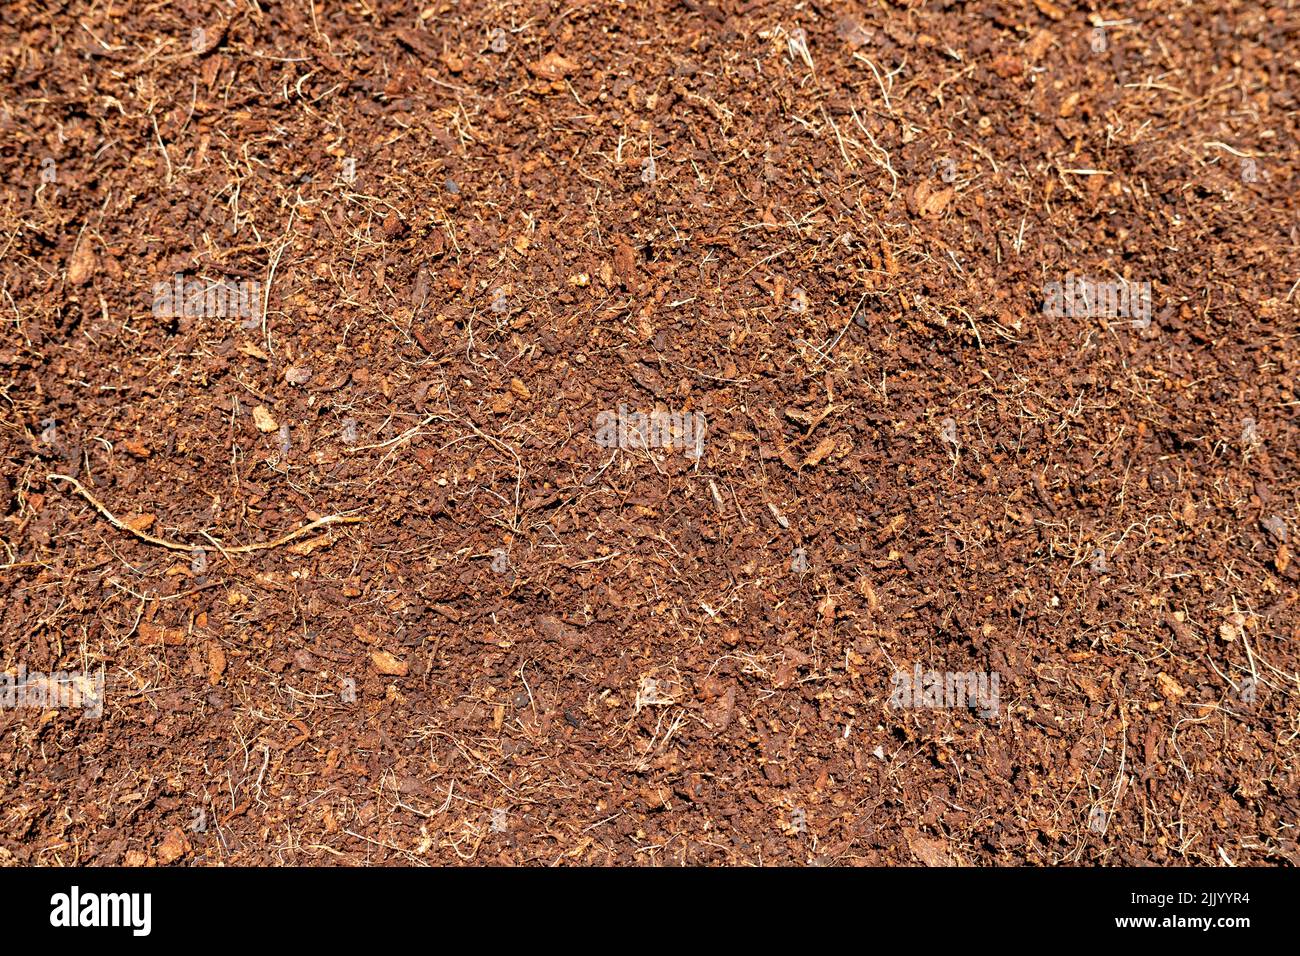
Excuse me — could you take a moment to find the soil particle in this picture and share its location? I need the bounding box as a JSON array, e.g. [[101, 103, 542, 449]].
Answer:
[[2, 0, 1295, 868]]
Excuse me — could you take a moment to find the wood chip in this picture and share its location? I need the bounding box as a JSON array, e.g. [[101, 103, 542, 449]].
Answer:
[[528, 51, 578, 80], [207, 643, 226, 685], [253, 405, 278, 432], [68, 241, 96, 285], [1033, 0, 1066, 20], [1157, 673, 1187, 700], [371, 650, 408, 676], [157, 826, 190, 865], [803, 436, 837, 468], [287, 533, 337, 556], [907, 829, 962, 866]]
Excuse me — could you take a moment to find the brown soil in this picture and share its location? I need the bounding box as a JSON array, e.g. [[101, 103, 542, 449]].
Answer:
[[1, 0, 1297, 866]]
